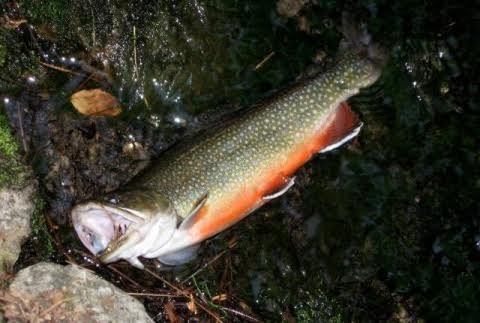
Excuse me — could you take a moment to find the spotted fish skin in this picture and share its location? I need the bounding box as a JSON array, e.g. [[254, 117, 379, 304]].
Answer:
[[127, 51, 382, 241]]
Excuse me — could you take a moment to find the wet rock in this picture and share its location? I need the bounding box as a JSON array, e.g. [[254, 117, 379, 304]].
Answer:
[[0, 111, 37, 275], [0, 181, 36, 274], [2, 262, 152, 322]]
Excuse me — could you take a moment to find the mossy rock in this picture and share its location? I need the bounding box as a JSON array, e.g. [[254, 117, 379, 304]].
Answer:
[[0, 111, 38, 275], [0, 112, 31, 190]]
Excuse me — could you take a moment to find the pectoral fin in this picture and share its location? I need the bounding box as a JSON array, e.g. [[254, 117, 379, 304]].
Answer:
[[126, 256, 144, 269], [179, 192, 209, 230], [157, 244, 200, 266], [263, 176, 296, 201]]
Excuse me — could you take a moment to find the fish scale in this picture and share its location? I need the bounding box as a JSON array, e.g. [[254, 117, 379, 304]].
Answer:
[[72, 49, 382, 267], [132, 52, 380, 237]]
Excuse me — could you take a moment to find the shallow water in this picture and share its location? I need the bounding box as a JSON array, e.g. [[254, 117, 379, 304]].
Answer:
[[1, 0, 479, 321]]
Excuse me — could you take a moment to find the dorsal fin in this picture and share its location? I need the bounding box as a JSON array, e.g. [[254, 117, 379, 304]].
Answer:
[[318, 102, 362, 153]]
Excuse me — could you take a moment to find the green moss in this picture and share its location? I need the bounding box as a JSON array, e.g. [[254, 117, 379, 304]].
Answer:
[[0, 113, 19, 159], [0, 112, 30, 189], [30, 197, 55, 257]]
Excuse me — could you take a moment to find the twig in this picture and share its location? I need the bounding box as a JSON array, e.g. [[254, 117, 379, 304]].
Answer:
[[220, 306, 262, 323], [15, 102, 28, 153], [127, 292, 182, 298], [88, 0, 96, 47], [133, 25, 139, 80], [181, 243, 236, 284], [254, 51, 275, 70], [108, 264, 143, 289], [144, 268, 223, 322], [39, 62, 86, 78], [40, 62, 104, 83]]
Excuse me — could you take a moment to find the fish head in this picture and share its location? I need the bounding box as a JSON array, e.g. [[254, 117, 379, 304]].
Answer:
[[72, 189, 178, 267]]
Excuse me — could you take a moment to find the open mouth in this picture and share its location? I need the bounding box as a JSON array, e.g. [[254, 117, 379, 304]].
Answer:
[[71, 202, 138, 255]]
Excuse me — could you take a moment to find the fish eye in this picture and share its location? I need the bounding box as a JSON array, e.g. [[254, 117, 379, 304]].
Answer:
[[83, 228, 106, 254]]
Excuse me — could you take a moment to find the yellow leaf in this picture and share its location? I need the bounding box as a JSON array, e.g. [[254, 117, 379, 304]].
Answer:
[[164, 301, 179, 323], [187, 294, 197, 314], [70, 89, 122, 116], [211, 293, 228, 302]]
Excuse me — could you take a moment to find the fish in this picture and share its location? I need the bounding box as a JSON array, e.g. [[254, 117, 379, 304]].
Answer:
[[72, 48, 383, 269]]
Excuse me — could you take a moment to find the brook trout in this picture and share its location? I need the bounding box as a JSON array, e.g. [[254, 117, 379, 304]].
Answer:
[[72, 49, 383, 268]]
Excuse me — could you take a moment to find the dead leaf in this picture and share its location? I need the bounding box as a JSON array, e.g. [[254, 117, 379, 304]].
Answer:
[[211, 293, 228, 302], [70, 89, 122, 116], [164, 301, 179, 323], [1, 16, 27, 29], [187, 293, 197, 314]]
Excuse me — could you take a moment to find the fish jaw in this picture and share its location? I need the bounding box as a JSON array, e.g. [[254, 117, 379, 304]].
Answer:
[[99, 204, 178, 267], [72, 202, 141, 256], [72, 193, 178, 268]]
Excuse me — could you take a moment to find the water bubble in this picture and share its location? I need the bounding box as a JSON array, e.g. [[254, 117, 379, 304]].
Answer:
[[70, 57, 76, 63], [61, 57, 66, 62], [3, 97, 10, 104], [440, 83, 449, 94], [432, 238, 442, 254], [149, 114, 161, 127], [405, 62, 414, 73], [474, 235, 480, 251]]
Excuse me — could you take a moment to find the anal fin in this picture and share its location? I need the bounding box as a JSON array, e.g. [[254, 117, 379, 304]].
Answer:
[[126, 257, 144, 269], [157, 244, 200, 266], [263, 176, 296, 201]]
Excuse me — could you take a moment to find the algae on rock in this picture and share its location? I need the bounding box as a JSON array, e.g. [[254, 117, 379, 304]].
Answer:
[[0, 111, 37, 275]]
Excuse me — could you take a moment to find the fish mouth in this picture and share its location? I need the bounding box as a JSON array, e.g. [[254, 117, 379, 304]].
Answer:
[[72, 197, 180, 267], [71, 202, 141, 256]]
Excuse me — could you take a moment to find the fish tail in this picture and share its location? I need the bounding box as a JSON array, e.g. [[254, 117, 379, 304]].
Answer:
[[339, 12, 386, 67], [318, 102, 362, 153]]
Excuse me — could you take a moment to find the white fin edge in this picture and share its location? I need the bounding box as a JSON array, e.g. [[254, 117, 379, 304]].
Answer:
[[319, 122, 363, 154], [263, 177, 296, 201], [127, 256, 144, 269]]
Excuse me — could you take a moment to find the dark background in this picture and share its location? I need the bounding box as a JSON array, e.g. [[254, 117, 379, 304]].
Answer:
[[1, 0, 479, 321]]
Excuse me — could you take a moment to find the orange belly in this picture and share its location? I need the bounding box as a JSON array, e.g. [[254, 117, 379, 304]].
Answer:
[[189, 102, 359, 240]]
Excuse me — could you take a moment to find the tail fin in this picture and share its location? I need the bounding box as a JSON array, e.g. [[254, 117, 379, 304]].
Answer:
[[318, 102, 362, 153], [339, 12, 387, 67]]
